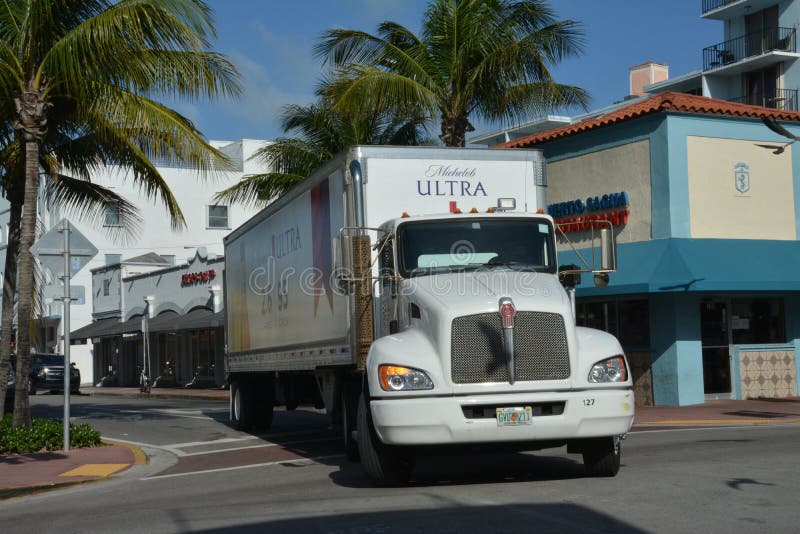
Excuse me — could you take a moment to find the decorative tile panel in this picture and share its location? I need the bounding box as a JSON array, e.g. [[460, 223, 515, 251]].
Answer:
[[738, 349, 796, 399]]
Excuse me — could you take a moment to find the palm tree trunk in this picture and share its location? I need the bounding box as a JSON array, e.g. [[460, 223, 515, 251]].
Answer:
[[12, 137, 41, 427], [440, 114, 474, 147], [0, 199, 21, 416]]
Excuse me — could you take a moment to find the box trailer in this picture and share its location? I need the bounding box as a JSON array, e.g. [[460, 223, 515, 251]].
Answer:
[[224, 146, 633, 485]]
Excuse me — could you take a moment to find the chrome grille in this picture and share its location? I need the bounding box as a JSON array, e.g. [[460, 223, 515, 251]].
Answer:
[[450, 312, 570, 384]]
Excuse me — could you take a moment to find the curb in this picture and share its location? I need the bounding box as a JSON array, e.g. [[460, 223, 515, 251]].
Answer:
[[102, 440, 148, 465], [84, 390, 228, 402], [634, 418, 800, 427], [0, 479, 104, 501]]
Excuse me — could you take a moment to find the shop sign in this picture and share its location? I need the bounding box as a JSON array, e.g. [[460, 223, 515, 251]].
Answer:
[[547, 191, 630, 233], [734, 162, 750, 194], [182, 269, 217, 286]]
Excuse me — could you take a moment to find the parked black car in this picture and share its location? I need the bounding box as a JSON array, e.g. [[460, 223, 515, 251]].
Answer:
[[11, 353, 80, 395]]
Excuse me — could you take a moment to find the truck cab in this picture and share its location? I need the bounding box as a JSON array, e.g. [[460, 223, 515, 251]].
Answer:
[[349, 211, 633, 484]]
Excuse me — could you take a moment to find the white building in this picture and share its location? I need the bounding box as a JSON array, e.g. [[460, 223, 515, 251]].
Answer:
[[0, 138, 270, 385]]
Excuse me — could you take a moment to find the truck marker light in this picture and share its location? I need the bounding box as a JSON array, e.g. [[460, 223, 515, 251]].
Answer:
[[487, 207, 495, 213], [470, 207, 479, 213], [401, 212, 410, 218]]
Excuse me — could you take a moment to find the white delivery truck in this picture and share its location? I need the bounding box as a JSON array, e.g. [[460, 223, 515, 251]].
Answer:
[[224, 146, 634, 485]]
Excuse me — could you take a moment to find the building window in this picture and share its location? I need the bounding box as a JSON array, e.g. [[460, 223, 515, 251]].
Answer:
[[207, 205, 229, 229], [104, 202, 121, 226], [577, 298, 650, 349], [103, 279, 111, 296], [160, 255, 176, 266], [730, 298, 785, 344], [105, 254, 121, 266]]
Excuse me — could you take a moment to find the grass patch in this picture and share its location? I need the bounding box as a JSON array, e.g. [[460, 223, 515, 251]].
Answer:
[[0, 414, 101, 454]]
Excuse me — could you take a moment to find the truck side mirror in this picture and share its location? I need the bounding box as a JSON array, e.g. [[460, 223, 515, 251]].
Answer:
[[600, 227, 617, 271], [558, 264, 581, 288]]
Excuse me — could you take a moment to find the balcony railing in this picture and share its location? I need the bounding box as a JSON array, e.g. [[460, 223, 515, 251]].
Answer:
[[702, 0, 738, 15], [729, 88, 799, 111], [703, 27, 796, 71]]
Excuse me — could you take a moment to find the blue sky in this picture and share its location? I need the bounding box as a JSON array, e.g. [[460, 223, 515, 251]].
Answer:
[[185, 0, 718, 142]]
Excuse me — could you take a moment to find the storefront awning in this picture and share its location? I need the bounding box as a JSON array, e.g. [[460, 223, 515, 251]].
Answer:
[[104, 315, 145, 337], [147, 308, 223, 333], [146, 311, 181, 333], [70, 318, 119, 342], [174, 308, 223, 331], [563, 238, 800, 297]]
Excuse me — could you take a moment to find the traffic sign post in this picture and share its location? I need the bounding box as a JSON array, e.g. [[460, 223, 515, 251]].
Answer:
[[31, 219, 97, 451]]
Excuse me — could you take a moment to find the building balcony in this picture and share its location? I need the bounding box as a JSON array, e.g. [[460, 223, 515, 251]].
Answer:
[[703, 27, 796, 71], [701, 0, 779, 20], [729, 88, 799, 111]]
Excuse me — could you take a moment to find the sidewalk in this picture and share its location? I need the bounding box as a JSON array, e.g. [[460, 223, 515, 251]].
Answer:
[[2, 394, 798, 499], [633, 397, 800, 427], [0, 442, 144, 500], [81, 385, 229, 401]]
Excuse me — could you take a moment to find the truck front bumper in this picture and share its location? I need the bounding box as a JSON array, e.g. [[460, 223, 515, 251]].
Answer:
[[370, 389, 634, 446]]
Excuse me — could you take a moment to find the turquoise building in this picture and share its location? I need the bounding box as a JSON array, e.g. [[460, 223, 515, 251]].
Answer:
[[501, 91, 800, 406]]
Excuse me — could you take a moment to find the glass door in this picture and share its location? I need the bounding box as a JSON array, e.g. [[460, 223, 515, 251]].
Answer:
[[699, 300, 733, 398]]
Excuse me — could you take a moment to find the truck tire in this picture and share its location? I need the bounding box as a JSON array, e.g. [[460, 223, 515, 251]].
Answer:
[[253, 375, 275, 431], [357, 393, 414, 486], [583, 436, 621, 477], [341, 382, 359, 461], [231, 379, 254, 431]]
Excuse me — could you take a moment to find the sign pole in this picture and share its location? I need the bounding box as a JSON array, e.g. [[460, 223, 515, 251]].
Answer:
[[61, 220, 72, 452]]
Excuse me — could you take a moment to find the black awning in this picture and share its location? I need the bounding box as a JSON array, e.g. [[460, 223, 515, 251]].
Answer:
[[175, 308, 223, 331], [105, 315, 145, 336], [147, 311, 181, 333], [70, 318, 120, 342]]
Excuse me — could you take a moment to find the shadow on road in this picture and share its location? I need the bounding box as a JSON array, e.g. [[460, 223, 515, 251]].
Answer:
[[186, 503, 645, 533], [329, 447, 599, 489]]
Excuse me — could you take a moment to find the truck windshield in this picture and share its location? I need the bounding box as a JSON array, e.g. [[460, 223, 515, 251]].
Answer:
[[396, 218, 557, 277]]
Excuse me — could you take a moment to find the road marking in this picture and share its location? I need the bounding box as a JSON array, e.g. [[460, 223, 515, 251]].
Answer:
[[103, 435, 340, 457], [166, 436, 261, 448], [178, 436, 340, 457], [632, 422, 800, 433], [141, 454, 343, 481], [637, 418, 800, 425], [59, 464, 130, 477]]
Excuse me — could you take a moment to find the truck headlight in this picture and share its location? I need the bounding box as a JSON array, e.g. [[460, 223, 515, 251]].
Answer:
[[378, 365, 433, 391], [588, 356, 628, 383]]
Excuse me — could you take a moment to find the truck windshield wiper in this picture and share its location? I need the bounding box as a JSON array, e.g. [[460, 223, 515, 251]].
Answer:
[[408, 264, 485, 277], [484, 261, 541, 271]]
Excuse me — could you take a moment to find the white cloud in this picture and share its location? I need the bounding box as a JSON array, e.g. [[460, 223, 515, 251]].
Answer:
[[216, 51, 316, 138]]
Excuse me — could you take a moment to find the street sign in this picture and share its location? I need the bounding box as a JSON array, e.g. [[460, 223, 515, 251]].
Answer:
[[29, 219, 97, 452], [43, 284, 85, 304], [31, 219, 98, 277]]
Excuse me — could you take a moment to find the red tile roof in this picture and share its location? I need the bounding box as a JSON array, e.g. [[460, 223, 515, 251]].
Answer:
[[498, 92, 800, 148]]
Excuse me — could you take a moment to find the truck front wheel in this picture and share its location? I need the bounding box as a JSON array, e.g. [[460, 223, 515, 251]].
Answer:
[[357, 393, 414, 486], [582, 436, 621, 477]]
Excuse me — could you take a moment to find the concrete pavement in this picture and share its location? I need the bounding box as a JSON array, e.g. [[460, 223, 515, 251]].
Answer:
[[2, 387, 798, 500]]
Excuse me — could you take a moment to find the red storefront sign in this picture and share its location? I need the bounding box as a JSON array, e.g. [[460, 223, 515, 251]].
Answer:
[[182, 269, 216, 286]]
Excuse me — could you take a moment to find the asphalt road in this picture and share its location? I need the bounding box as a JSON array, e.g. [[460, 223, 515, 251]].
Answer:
[[3, 394, 799, 533]]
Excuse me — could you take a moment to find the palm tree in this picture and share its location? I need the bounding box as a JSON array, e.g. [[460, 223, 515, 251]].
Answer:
[[0, 129, 144, 416], [215, 98, 429, 207], [0, 0, 240, 427], [316, 0, 588, 147]]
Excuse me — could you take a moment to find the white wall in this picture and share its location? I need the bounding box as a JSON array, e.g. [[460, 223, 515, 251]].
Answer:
[[42, 139, 270, 384]]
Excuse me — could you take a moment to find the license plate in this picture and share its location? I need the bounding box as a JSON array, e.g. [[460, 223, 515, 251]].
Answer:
[[496, 406, 532, 427]]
